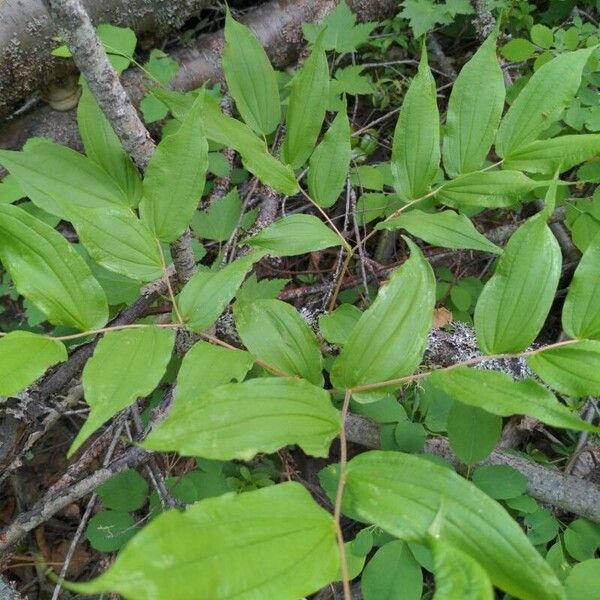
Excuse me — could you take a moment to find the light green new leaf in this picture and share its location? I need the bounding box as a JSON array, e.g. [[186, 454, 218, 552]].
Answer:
[[319, 304, 362, 345], [528, 340, 600, 398], [496, 47, 596, 157], [437, 170, 538, 209], [173, 340, 254, 405], [429, 367, 596, 432], [0, 332, 67, 396], [177, 251, 263, 331], [391, 48, 440, 201], [474, 215, 561, 353], [563, 234, 600, 339], [67, 482, 339, 600], [0, 141, 129, 219], [503, 134, 600, 174], [77, 85, 142, 205], [308, 104, 352, 208], [282, 34, 330, 169], [61, 205, 163, 282], [330, 238, 435, 401], [141, 95, 208, 242], [342, 451, 565, 600], [223, 10, 281, 135], [376, 210, 501, 254], [430, 540, 494, 600], [69, 327, 175, 457], [443, 35, 505, 177], [143, 378, 340, 460], [0, 204, 108, 330], [234, 299, 323, 385], [247, 215, 342, 256]]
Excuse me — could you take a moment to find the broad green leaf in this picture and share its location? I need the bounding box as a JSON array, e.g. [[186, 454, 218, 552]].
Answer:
[[503, 135, 600, 174], [282, 34, 330, 169], [429, 367, 597, 432], [437, 170, 538, 209], [86, 511, 137, 552], [233, 299, 323, 385], [97, 470, 149, 512], [308, 104, 352, 208], [501, 38, 536, 61], [223, 10, 281, 135], [361, 540, 423, 600], [68, 483, 339, 600], [153, 90, 298, 195], [191, 188, 245, 242], [0, 332, 67, 396], [474, 215, 561, 353], [141, 95, 208, 242], [342, 451, 565, 600], [443, 35, 505, 177], [0, 174, 24, 204], [430, 540, 494, 600], [143, 378, 340, 460], [376, 210, 501, 254], [330, 239, 435, 400], [61, 204, 163, 282], [69, 326, 175, 457], [77, 84, 142, 205], [471, 465, 528, 500], [496, 47, 596, 157], [528, 340, 600, 398], [96, 24, 137, 72], [0, 204, 108, 330], [530, 24, 554, 49], [563, 234, 600, 339], [564, 560, 600, 600], [247, 215, 342, 256], [173, 340, 254, 404], [0, 141, 129, 219], [177, 251, 263, 331], [237, 274, 289, 302], [391, 48, 440, 201], [319, 303, 362, 345], [447, 402, 501, 464]]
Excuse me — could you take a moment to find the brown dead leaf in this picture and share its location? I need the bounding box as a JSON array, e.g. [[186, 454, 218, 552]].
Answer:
[[432, 307, 453, 329]]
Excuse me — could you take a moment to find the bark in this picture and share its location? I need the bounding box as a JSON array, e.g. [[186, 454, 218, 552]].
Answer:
[[0, 0, 215, 120]]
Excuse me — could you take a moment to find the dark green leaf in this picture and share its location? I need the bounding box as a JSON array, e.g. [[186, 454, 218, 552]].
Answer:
[[86, 511, 137, 552], [97, 470, 149, 512], [472, 465, 528, 500]]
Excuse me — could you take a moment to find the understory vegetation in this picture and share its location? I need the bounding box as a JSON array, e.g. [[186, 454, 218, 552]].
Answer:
[[1, 0, 600, 598]]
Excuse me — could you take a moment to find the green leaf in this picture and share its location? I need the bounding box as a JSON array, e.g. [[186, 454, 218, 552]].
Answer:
[[282, 34, 330, 169], [0, 331, 67, 396], [501, 38, 536, 61], [141, 95, 208, 242], [223, 10, 281, 135], [237, 274, 289, 302], [319, 304, 362, 345], [472, 465, 528, 500], [96, 24, 137, 72], [61, 204, 163, 282], [502, 134, 600, 174], [563, 234, 600, 339], [474, 215, 561, 353], [429, 367, 597, 432], [400, 0, 473, 38], [564, 560, 600, 600], [437, 170, 538, 209], [77, 84, 142, 205], [391, 48, 440, 201], [376, 210, 501, 254], [97, 469, 149, 512], [177, 251, 263, 331], [447, 402, 501, 464], [430, 540, 494, 600], [191, 188, 244, 242], [330, 239, 435, 400], [342, 451, 565, 600], [302, 1, 376, 53], [530, 24, 554, 49], [308, 104, 352, 208], [234, 299, 323, 385], [332, 66, 376, 96], [0, 175, 25, 204], [86, 511, 137, 552], [143, 378, 340, 459], [0, 141, 129, 219], [246, 215, 342, 256], [528, 340, 600, 397], [496, 47, 596, 157], [173, 340, 254, 405], [564, 520, 600, 562], [68, 482, 339, 599], [68, 326, 175, 457], [361, 540, 423, 600], [443, 35, 505, 177], [0, 203, 108, 330]]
